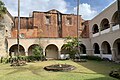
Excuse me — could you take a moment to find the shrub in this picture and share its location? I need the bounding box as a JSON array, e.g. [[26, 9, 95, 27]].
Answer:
[[77, 56, 102, 61], [87, 56, 102, 61]]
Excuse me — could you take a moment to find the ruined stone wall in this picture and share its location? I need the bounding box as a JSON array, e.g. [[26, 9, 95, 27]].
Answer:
[[33, 12, 59, 38]]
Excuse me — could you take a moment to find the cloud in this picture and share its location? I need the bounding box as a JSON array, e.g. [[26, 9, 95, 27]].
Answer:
[[2, 0, 67, 17], [74, 3, 98, 20]]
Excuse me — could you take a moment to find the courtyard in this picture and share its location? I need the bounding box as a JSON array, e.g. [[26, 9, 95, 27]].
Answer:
[[0, 60, 119, 80]]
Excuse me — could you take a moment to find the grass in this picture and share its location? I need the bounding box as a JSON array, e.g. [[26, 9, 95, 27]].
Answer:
[[0, 60, 119, 80]]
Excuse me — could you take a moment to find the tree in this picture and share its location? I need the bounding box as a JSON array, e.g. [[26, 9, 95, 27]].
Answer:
[[0, 0, 7, 18], [32, 46, 44, 61], [63, 37, 81, 59]]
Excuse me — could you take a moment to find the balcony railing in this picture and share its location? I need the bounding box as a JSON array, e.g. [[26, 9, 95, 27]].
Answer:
[[92, 32, 99, 37], [112, 24, 119, 31], [102, 54, 112, 60], [101, 28, 110, 34], [92, 24, 120, 38]]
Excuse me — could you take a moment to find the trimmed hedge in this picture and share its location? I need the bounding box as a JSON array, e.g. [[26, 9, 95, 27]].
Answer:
[[0, 55, 46, 64], [78, 56, 103, 61]]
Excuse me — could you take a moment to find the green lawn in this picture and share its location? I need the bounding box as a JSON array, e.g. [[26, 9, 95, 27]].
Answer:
[[0, 60, 119, 80]]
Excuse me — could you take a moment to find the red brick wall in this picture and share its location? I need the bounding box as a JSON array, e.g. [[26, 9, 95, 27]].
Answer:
[[14, 17, 33, 29], [62, 15, 83, 38], [12, 10, 86, 38], [11, 28, 38, 38], [81, 21, 89, 38], [33, 12, 58, 38]]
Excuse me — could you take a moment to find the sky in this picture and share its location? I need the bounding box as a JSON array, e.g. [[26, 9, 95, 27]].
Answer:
[[2, 0, 116, 20]]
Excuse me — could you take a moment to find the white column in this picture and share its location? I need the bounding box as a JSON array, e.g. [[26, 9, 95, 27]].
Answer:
[[25, 51, 28, 56], [58, 50, 61, 59], [111, 48, 116, 61], [43, 49, 46, 56], [99, 48, 103, 59], [99, 27, 101, 35], [110, 23, 113, 32]]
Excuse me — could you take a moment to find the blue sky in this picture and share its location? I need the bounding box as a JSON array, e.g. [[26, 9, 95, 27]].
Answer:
[[2, 0, 116, 20]]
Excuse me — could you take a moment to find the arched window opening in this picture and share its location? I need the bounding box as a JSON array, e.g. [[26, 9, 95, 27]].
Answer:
[[100, 18, 110, 31]]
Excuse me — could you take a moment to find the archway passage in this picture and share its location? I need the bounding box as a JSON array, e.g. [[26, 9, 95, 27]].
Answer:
[[113, 38, 120, 59], [100, 18, 110, 31], [45, 44, 58, 59], [111, 11, 119, 26], [61, 44, 70, 54], [92, 24, 99, 34], [101, 41, 111, 54], [9, 44, 25, 56], [80, 44, 86, 54], [93, 43, 100, 54], [28, 44, 43, 56]]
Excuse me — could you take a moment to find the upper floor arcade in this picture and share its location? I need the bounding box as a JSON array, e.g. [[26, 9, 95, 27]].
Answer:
[[89, 1, 120, 38]]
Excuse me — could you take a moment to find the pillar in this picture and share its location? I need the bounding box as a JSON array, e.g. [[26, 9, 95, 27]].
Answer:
[[111, 48, 116, 61], [99, 48, 103, 59], [110, 23, 113, 32], [99, 27, 101, 35], [58, 50, 61, 59], [25, 50, 28, 56], [43, 49, 46, 56]]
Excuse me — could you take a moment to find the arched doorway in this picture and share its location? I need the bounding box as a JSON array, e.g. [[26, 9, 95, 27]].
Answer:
[[113, 38, 120, 60], [92, 24, 99, 34], [100, 18, 110, 31], [61, 44, 70, 59], [9, 44, 25, 56], [45, 44, 58, 59], [101, 41, 111, 54], [61, 44, 69, 54], [80, 44, 86, 54], [93, 43, 100, 54], [28, 44, 43, 56]]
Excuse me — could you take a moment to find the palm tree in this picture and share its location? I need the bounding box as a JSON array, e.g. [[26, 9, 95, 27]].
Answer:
[[63, 37, 80, 59], [0, 0, 7, 18]]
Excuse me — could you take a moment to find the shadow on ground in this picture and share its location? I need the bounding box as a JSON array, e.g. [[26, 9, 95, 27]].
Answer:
[[6, 65, 43, 76], [85, 77, 117, 80], [74, 60, 120, 80]]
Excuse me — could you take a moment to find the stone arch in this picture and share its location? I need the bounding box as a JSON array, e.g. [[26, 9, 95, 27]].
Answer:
[[93, 43, 100, 54], [45, 44, 59, 59], [92, 24, 99, 34], [113, 38, 120, 59], [9, 44, 25, 56], [111, 11, 119, 26], [80, 44, 86, 54], [101, 41, 111, 54], [61, 44, 69, 54], [28, 44, 43, 56], [100, 18, 110, 31]]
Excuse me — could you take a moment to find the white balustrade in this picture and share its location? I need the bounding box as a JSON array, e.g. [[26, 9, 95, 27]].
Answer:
[[94, 54, 101, 57], [112, 24, 119, 31], [101, 28, 110, 34], [92, 32, 99, 37], [101, 54, 112, 60]]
